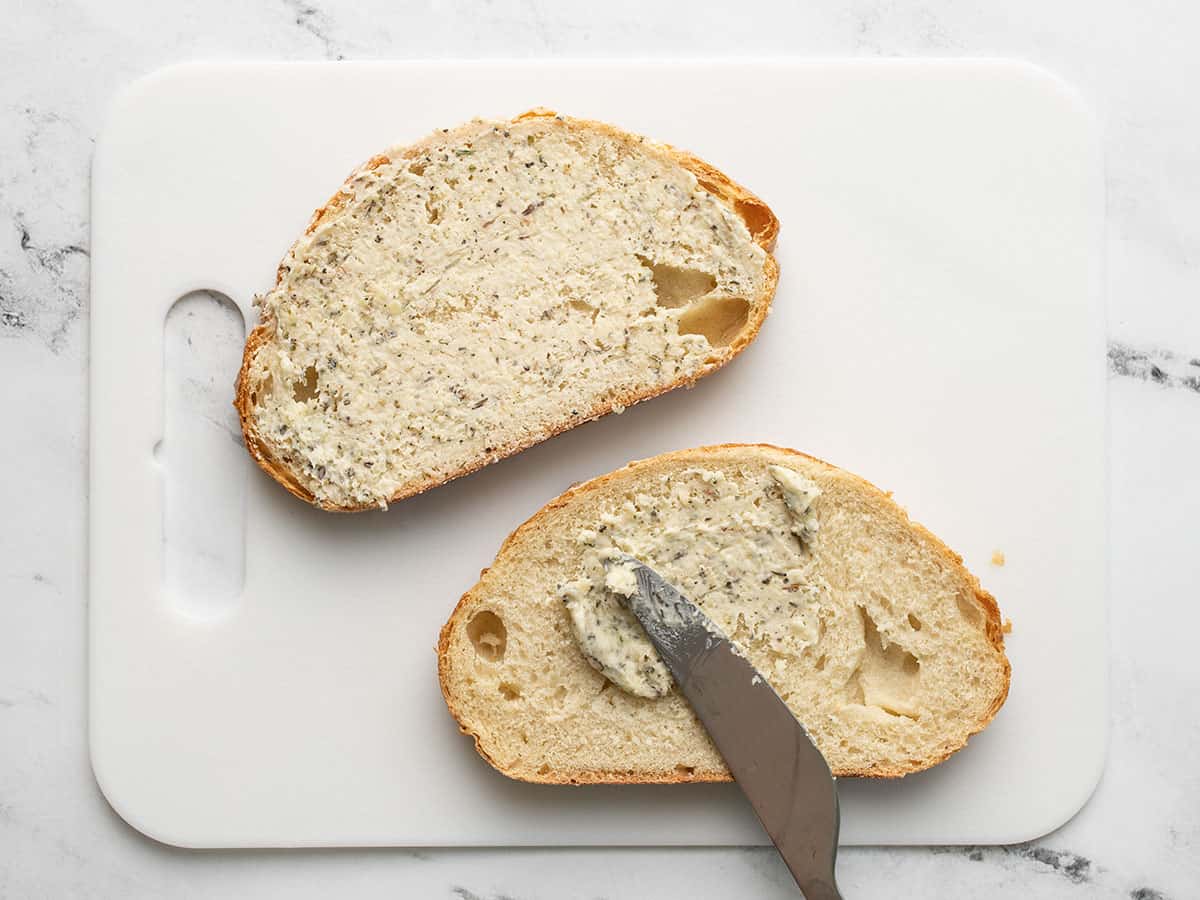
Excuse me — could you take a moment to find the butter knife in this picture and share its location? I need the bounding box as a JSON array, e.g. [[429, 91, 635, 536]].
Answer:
[[610, 554, 843, 900]]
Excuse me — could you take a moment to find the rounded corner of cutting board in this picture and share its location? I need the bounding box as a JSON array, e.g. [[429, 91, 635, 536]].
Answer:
[[979, 59, 1103, 162], [90, 739, 205, 850], [96, 62, 211, 158], [993, 780, 1108, 847], [985, 714, 1110, 847]]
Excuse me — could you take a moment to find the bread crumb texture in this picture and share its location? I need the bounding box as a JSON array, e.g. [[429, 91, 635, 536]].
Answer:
[[438, 445, 1010, 782], [238, 113, 776, 510]]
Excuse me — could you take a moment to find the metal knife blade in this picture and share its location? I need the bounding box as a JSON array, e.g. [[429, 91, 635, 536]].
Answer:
[[610, 555, 843, 900]]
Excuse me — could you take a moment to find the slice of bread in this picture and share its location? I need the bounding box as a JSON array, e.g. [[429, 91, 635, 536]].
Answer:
[[438, 444, 1010, 782], [235, 110, 779, 511]]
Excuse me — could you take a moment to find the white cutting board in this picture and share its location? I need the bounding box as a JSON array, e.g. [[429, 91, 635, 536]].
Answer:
[[90, 60, 1106, 848]]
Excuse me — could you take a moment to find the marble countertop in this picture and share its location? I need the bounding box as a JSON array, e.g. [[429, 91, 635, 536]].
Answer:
[[2, 1, 1198, 897]]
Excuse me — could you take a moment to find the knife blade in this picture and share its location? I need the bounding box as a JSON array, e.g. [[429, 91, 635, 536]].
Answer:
[[608, 554, 843, 900]]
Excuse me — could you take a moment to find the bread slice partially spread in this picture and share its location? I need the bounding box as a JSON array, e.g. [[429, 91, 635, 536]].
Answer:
[[235, 111, 779, 510], [438, 445, 1010, 782]]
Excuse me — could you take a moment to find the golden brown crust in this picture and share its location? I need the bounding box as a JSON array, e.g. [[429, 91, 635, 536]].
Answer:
[[437, 443, 1012, 783], [233, 111, 780, 512]]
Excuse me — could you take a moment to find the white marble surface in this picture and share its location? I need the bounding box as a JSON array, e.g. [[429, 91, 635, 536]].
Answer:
[[1, 1, 1198, 897]]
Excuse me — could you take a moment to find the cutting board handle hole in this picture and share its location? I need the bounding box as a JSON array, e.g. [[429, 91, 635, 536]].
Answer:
[[161, 290, 247, 621]]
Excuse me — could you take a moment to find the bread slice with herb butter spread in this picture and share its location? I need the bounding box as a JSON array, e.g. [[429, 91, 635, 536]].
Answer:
[[234, 110, 779, 511], [437, 444, 1010, 782]]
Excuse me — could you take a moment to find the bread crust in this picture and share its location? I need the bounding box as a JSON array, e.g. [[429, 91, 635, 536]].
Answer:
[[437, 443, 1012, 783], [234, 111, 780, 511]]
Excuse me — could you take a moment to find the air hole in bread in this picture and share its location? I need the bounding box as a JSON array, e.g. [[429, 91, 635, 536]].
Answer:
[[466, 609, 507, 662], [734, 199, 775, 242], [677, 296, 750, 348], [847, 666, 866, 705], [956, 594, 983, 628], [568, 299, 599, 322], [907, 613, 923, 631], [637, 256, 717, 308], [498, 682, 522, 700], [814, 654, 828, 672], [675, 764, 696, 778], [425, 197, 442, 224], [849, 607, 921, 719], [292, 366, 319, 403], [251, 375, 274, 407]]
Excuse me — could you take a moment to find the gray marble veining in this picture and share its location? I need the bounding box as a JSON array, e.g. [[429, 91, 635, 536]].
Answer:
[[1109, 342, 1200, 395]]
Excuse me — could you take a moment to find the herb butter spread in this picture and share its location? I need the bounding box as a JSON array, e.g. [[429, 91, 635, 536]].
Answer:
[[244, 116, 769, 509], [768, 464, 821, 543], [603, 558, 641, 599], [561, 466, 826, 698]]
